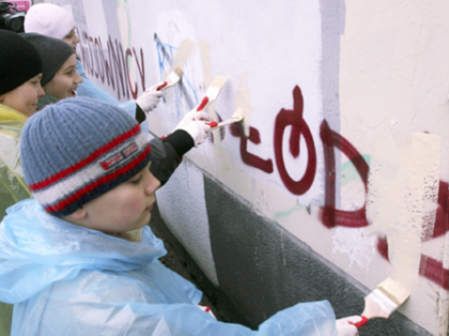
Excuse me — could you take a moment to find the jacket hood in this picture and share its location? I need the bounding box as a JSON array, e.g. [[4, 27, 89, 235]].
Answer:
[[0, 198, 166, 303]]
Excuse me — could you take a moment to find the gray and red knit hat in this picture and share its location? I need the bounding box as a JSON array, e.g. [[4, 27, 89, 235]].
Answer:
[[20, 96, 151, 216]]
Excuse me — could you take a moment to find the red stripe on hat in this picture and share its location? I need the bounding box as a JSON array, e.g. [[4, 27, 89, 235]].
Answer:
[[29, 124, 142, 191], [44, 144, 151, 213]]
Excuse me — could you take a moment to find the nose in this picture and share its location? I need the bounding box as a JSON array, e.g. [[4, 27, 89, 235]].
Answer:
[[37, 83, 45, 98], [144, 172, 160, 195], [74, 71, 82, 85], [74, 32, 80, 46]]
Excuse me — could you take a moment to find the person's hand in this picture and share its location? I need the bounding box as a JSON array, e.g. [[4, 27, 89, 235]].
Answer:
[[136, 85, 163, 113], [336, 316, 362, 336], [174, 109, 211, 146]]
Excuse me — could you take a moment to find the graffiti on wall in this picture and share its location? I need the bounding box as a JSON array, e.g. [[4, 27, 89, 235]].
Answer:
[[79, 31, 449, 291], [79, 32, 145, 100]]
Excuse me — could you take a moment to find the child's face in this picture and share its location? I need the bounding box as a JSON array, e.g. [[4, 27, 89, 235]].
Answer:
[[76, 165, 160, 234], [0, 74, 45, 116], [44, 54, 82, 100]]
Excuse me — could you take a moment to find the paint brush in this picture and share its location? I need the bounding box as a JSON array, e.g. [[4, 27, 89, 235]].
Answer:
[[353, 277, 410, 328], [155, 67, 183, 91], [155, 39, 194, 91], [207, 115, 244, 128], [206, 106, 246, 129], [195, 75, 228, 112]]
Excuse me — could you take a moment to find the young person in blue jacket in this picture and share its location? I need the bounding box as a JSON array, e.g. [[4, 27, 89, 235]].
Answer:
[[0, 97, 359, 335], [24, 2, 162, 123]]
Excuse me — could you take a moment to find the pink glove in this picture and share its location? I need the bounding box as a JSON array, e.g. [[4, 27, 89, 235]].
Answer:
[[136, 85, 163, 113], [336, 316, 362, 336]]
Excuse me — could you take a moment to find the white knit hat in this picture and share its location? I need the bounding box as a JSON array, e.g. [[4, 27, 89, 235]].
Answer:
[[24, 3, 75, 39]]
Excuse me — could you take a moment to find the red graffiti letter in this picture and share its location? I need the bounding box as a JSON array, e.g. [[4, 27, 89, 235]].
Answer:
[[319, 120, 369, 228], [230, 124, 273, 173], [273, 85, 316, 195]]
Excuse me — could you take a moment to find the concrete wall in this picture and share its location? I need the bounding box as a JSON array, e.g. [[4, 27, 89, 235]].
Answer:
[[47, 0, 449, 334]]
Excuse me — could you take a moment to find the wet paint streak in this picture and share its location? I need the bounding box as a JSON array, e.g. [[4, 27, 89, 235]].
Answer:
[[379, 237, 449, 290], [377, 180, 449, 290]]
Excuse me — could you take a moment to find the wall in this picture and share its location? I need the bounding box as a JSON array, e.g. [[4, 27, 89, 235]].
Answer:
[[47, 0, 449, 334]]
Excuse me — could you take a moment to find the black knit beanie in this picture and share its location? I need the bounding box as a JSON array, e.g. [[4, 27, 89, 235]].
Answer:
[[21, 33, 74, 85], [0, 29, 42, 95]]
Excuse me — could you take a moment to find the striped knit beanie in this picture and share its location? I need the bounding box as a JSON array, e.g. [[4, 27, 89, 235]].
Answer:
[[20, 96, 151, 216]]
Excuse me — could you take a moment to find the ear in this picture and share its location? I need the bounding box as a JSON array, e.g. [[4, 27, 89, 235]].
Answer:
[[0, 94, 5, 103], [66, 207, 87, 221]]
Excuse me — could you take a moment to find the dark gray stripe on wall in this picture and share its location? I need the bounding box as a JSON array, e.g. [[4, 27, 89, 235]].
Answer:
[[204, 175, 431, 335]]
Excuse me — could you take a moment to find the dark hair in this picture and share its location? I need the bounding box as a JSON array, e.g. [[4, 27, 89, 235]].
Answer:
[[0, 2, 25, 33]]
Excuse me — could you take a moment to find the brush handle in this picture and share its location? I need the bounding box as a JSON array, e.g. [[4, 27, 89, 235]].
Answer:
[[156, 81, 168, 91], [207, 118, 242, 128], [196, 97, 209, 111], [352, 315, 369, 328]]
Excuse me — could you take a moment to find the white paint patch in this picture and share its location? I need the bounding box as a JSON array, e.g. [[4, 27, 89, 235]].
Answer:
[[368, 132, 440, 291], [331, 227, 377, 269], [116, 0, 130, 47]]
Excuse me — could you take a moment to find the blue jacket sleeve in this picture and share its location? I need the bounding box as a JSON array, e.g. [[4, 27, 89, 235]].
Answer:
[[76, 60, 137, 119], [25, 298, 336, 335], [112, 300, 337, 336]]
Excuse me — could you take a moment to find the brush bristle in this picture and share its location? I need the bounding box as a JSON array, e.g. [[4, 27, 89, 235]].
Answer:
[[173, 67, 183, 77], [363, 277, 410, 319], [377, 277, 410, 306], [209, 75, 227, 89], [205, 75, 228, 100]]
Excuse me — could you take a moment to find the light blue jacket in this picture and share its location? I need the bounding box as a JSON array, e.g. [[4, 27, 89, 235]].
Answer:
[[0, 199, 338, 335], [76, 60, 137, 119]]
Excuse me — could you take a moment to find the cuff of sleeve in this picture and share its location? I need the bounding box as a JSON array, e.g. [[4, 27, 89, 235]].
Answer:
[[135, 104, 146, 123], [165, 129, 194, 157]]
